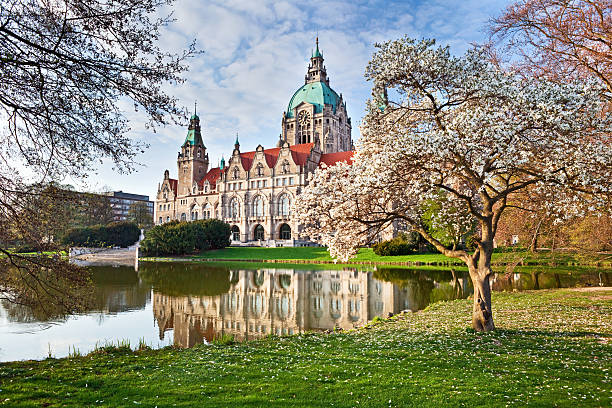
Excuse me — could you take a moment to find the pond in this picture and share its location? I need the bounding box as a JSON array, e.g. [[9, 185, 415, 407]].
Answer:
[[0, 262, 609, 362]]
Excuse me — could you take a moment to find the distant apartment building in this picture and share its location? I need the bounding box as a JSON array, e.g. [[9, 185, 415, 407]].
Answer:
[[105, 191, 154, 221]]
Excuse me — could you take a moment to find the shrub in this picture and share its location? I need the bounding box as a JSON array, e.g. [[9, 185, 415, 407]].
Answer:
[[61, 221, 140, 248], [139, 219, 231, 256], [372, 232, 421, 256]]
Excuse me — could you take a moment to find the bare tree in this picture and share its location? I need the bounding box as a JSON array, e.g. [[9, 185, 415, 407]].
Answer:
[[0, 0, 196, 315], [490, 0, 611, 98]]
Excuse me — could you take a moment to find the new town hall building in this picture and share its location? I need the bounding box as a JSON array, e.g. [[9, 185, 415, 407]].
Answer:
[[154, 39, 353, 245]]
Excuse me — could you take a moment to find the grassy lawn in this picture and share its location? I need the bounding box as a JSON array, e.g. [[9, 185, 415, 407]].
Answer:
[[187, 246, 612, 267], [1, 288, 610, 407]]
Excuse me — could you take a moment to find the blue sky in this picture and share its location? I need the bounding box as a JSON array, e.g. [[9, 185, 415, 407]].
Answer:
[[89, 0, 511, 198]]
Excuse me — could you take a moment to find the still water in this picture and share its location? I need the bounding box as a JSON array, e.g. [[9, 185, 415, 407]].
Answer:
[[0, 262, 609, 362]]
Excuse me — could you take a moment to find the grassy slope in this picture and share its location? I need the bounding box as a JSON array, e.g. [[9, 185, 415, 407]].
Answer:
[[1, 289, 610, 407], [188, 246, 612, 266]]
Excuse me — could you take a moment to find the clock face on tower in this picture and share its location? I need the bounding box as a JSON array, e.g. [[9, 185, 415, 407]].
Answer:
[[298, 111, 310, 125]]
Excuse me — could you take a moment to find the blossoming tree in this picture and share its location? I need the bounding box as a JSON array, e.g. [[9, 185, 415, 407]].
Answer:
[[295, 38, 612, 331]]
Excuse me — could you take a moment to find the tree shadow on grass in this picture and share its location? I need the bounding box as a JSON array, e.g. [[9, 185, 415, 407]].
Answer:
[[483, 328, 609, 339]]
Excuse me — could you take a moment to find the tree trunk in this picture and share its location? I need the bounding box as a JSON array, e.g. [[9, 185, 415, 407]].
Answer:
[[530, 219, 543, 253], [467, 236, 495, 332], [470, 271, 495, 332]]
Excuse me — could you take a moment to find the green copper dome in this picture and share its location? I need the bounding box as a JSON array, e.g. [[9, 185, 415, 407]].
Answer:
[[286, 81, 341, 118]]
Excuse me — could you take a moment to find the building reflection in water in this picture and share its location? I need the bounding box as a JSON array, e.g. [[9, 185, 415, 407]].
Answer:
[[150, 267, 472, 348]]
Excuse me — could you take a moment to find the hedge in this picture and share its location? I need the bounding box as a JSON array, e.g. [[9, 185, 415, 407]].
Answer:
[[139, 219, 231, 257], [61, 221, 140, 248]]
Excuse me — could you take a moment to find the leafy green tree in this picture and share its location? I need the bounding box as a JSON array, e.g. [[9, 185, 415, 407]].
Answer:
[[421, 191, 477, 251]]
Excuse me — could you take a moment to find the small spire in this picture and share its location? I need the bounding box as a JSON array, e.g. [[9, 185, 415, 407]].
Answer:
[[312, 36, 322, 58], [194, 100, 197, 115], [234, 132, 240, 147], [220, 155, 225, 169]]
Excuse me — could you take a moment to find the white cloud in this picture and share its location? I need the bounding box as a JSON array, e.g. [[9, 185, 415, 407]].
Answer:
[[92, 0, 511, 198]]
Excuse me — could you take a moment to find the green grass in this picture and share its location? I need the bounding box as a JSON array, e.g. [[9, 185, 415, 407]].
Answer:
[[184, 246, 612, 267], [1, 288, 610, 407]]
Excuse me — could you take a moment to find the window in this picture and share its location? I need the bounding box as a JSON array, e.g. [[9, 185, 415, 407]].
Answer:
[[159, 217, 162, 224], [257, 180, 261, 188], [279, 223, 291, 240], [254, 224, 265, 241], [230, 199, 240, 218], [159, 204, 162, 211], [278, 195, 290, 216], [282, 178, 286, 186], [239, 182, 242, 189], [180, 213, 186, 221], [263, 180, 267, 187], [232, 167, 239, 180], [231, 225, 240, 241], [251, 181, 255, 189], [256, 163, 264, 177], [166, 216, 170, 222], [253, 196, 264, 217], [202, 203, 211, 219]]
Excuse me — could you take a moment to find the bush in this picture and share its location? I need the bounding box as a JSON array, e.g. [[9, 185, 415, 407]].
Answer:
[[139, 219, 231, 256], [61, 221, 140, 248], [372, 232, 427, 256]]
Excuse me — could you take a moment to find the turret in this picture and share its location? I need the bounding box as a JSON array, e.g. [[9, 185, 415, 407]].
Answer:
[[306, 37, 327, 84], [177, 110, 209, 196]]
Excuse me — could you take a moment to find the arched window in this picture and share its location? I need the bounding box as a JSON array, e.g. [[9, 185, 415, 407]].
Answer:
[[230, 198, 240, 218], [254, 224, 265, 241], [279, 223, 291, 240], [202, 203, 211, 219], [278, 195, 290, 216], [253, 196, 264, 217], [256, 163, 264, 177], [159, 217, 162, 224], [231, 225, 240, 241], [180, 213, 186, 221], [190, 206, 198, 221], [166, 216, 170, 222], [204, 182, 209, 193]]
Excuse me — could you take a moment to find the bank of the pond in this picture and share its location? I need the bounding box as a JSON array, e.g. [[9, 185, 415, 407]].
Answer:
[[141, 247, 612, 267], [1, 288, 610, 407]]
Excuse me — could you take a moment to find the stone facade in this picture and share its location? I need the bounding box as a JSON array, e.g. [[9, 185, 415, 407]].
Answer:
[[154, 39, 354, 246]]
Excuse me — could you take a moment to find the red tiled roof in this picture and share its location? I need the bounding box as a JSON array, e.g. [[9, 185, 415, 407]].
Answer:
[[290, 143, 314, 166], [198, 167, 222, 190], [238, 143, 315, 170], [168, 178, 178, 195], [319, 151, 354, 167]]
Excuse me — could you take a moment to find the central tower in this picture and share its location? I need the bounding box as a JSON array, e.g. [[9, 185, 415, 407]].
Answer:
[[281, 38, 352, 153]]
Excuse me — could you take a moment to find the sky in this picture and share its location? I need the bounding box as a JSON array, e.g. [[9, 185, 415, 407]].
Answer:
[[89, 0, 511, 198]]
